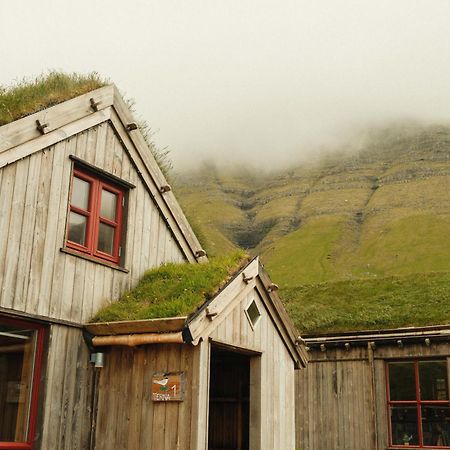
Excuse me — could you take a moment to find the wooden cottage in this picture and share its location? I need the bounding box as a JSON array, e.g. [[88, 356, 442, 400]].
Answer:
[[0, 79, 306, 450], [296, 326, 450, 449], [85, 255, 307, 450]]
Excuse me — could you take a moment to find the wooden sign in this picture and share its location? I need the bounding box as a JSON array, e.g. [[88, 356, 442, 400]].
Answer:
[[152, 372, 185, 402]]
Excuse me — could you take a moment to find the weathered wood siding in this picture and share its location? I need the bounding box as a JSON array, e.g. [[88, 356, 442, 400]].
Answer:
[[296, 342, 450, 450], [92, 286, 297, 450], [207, 288, 296, 450], [94, 343, 196, 450], [0, 122, 185, 324], [38, 325, 93, 450]]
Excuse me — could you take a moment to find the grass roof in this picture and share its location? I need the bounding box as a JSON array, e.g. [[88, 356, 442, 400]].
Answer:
[[282, 271, 450, 335], [91, 250, 248, 323], [0, 71, 173, 175], [0, 72, 106, 126]]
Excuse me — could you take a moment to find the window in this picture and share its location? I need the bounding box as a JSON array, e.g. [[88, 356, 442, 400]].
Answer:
[[0, 316, 45, 449], [245, 299, 261, 329], [387, 360, 450, 448], [66, 166, 126, 265]]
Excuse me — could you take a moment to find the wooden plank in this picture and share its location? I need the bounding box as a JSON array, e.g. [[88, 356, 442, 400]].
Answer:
[[13, 153, 41, 311], [151, 345, 169, 450], [0, 109, 111, 169], [108, 110, 198, 263], [0, 85, 114, 153], [1, 158, 29, 308], [126, 349, 145, 450], [37, 140, 66, 317], [25, 147, 54, 315], [139, 346, 157, 450], [131, 177, 145, 284], [164, 345, 182, 449], [114, 348, 133, 450], [40, 325, 69, 448], [86, 317, 187, 335], [190, 340, 210, 450], [49, 138, 74, 319], [177, 345, 193, 449]]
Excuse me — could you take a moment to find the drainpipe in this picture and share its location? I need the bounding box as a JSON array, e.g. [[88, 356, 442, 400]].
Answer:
[[91, 331, 184, 347]]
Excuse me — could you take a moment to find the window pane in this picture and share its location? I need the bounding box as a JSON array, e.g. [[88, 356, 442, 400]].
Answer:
[[420, 361, 448, 400], [97, 223, 115, 255], [390, 405, 419, 446], [68, 212, 87, 246], [71, 176, 90, 210], [422, 405, 450, 446], [100, 189, 118, 221], [0, 324, 36, 442], [389, 362, 416, 400]]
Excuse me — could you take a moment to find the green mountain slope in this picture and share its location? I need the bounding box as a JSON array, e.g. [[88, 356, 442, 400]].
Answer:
[[175, 124, 450, 332]]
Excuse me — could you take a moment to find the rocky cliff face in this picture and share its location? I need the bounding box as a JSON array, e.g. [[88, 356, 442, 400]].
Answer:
[[176, 124, 450, 284]]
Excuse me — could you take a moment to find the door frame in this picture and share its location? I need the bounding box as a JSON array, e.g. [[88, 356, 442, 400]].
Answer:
[[207, 339, 262, 450]]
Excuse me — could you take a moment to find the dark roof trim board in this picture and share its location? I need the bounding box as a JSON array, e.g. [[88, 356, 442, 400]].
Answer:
[[304, 324, 450, 349], [87, 257, 308, 368], [0, 85, 206, 264]]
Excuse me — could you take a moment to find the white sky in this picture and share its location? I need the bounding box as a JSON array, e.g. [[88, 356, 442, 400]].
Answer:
[[2, 0, 450, 169]]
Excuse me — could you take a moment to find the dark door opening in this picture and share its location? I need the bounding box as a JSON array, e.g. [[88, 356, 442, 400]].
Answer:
[[208, 346, 250, 450]]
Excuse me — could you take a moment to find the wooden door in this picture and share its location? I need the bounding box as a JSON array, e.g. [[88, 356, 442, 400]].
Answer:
[[208, 347, 250, 450]]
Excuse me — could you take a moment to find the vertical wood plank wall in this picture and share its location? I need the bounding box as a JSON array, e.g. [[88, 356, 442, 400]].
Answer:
[[91, 288, 298, 450], [38, 325, 93, 450], [295, 343, 450, 450], [94, 344, 196, 450], [0, 122, 187, 449], [0, 122, 185, 324], [207, 289, 296, 450]]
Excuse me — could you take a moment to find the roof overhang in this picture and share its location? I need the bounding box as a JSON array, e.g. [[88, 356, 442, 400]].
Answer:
[[184, 256, 308, 368], [303, 324, 450, 350], [84, 257, 308, 368], [0, 85, 206, 264]]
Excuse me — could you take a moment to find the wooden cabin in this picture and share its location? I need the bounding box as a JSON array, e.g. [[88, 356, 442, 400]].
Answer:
[[85, 256, 307, 450], [0, 81, 306, 449], [0, 83, 206, 449], [296, 326, 450, 450]]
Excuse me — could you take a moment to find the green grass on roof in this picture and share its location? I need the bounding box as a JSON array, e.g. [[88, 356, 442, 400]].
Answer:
[[282, 271, 450, 334], [0, 71, 173, 176], [0, 71, 107, 125], [91, 250, 248, 323]]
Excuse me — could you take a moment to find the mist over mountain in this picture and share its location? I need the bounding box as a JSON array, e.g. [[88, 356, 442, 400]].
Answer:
[[175, 122, 450, 288]]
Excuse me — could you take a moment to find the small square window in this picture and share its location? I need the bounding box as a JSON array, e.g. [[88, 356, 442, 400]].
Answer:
[[65, 165, 126, 265], [245, 300, 261, 329]]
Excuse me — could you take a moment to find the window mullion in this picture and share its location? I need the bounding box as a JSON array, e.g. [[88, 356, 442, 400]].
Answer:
[[89, 179, 101, 255], [415, 361, 424, 447]]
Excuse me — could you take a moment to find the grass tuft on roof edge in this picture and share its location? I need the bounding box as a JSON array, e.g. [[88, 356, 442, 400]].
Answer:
[[0, 71, 173, 176], [0, 71, 106, 126], [91, 250, 249, 323]]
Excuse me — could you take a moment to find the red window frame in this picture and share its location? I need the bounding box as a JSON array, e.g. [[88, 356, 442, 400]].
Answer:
[[0, 316, 46, 450], [386, 359, 450, 448], [66, 167, 125, 265]]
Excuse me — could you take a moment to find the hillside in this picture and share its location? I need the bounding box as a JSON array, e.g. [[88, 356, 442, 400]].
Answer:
[[175, 124, 450, 332]]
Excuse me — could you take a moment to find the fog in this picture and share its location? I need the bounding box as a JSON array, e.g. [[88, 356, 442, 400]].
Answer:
[[2, 0, 450, 170]]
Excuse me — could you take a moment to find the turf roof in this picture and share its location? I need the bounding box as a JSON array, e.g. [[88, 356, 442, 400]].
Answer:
[[0, 72, 106, 126], [91, 250, 248, 323], [282, 271, 450, 335]]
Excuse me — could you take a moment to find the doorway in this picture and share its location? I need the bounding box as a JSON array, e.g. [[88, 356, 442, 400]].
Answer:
[[208, 346, 250, 450]]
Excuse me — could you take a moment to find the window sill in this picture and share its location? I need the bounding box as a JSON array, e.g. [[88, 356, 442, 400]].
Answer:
[[60, 247, 129, 273]]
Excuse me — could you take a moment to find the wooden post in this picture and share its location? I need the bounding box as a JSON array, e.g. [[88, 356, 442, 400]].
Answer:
[[367, 342, 378, 450]]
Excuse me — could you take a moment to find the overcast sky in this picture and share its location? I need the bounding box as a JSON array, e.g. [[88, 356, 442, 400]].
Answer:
[[2, 0, 450, 169]]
